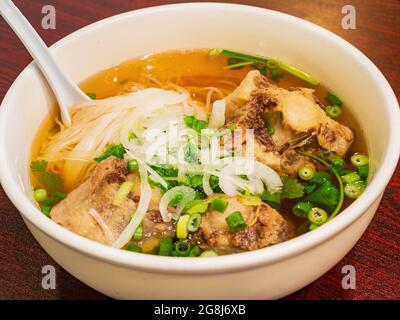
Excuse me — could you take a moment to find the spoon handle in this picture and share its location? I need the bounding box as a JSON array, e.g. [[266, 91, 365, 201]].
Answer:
[[0, 0, 89, 126]]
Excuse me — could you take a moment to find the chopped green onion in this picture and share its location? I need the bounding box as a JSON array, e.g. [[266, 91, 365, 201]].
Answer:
[[266, 60, 279, 69], [128, 159, 139, 173], [309, 223, 319, 231], [94, 144, 126, 162], [264, 121, 275, 136], [358, 165, 369, 179], [329, 156, 346, 168], [225, 211, 247, 232], [341, 172, 361, 184], [200, 250, 218, 257], [325, 92, 343, 107], [112, 181, 134, 206], [240, 194, 262, 206], [172, 241, 192, 257], [158, 238, 173, 256], [44, 196, 57, 206], [86, 92, 97, 100], [189, 246, 201, 257], [41, 205, 52, 217], [351, 154, 369, 167], [325, 105, 342, 118], [54, 191, 66, 200], [128, 130, 139, 142], [308, 207, 328, 225], [33, 188, 47, 202], [183, 115, 207, 133], [187, 213, 202, 232], [211, 49, 319, 85], [186, 200, 209, 214], [298, 165, 316, 181], [297, 151, 344, 220], [210, 198, 228, 213], [344, 181, 366, 199], [133, 221, 143, 241], [292, 202, 313, 218], [125, 243, 142, 253], [176, 215, 190, 239], [223, 60, 254, 70]]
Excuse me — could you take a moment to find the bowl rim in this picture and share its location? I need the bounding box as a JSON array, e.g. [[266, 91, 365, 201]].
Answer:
[[0, 2, 399, 274]]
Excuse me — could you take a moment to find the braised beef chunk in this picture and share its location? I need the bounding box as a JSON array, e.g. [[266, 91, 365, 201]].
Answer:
[[224, 70, 354, 174], [197, 196, 292, 251], [51, 157, 135, 245]]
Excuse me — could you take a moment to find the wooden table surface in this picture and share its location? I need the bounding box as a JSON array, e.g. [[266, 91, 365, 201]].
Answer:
[[0, 0, 399, 300]]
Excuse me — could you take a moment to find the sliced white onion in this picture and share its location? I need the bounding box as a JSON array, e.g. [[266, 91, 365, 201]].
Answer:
[[159, 186, 196, 222], [88, 208, 114, 244], [208, 99, 226, 129], [253, 161, 283, 193], [112, 164, 152, 249], [202, 173, 213, 196]]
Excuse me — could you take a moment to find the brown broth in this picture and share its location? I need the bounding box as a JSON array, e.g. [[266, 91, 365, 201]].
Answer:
[[31, 49, 368, 235]]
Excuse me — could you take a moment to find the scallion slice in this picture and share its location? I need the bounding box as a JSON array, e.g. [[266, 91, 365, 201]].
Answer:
[[112, 181, 134, 206], [176, 215, 190, 239], [225, 211, 247, 232]]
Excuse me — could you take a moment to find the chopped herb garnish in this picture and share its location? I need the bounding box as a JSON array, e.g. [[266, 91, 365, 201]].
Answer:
[[184, 140, 199, 164], [209, 48, 319, 85], [30, 160, 48, 172], [86, 92, 97, 100], [183, 115, 207, 133], [126, 243, 143, 253], [325, 92, 343, 107], [38, 172, 63, 195], [94, 144, 126, 162], [225, 211, 247, 232], [185, 199, 209, 214], [260, 189, 281, 209], [280, 176, 305, 199], [305, 181, 339, 212]]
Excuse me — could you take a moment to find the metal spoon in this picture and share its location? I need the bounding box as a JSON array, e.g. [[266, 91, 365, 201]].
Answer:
[[0, 0, 90, 126]]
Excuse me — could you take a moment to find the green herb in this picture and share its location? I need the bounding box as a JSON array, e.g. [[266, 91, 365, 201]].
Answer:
[[158, 238, 173, 256], [308, 207, 328, 225], [305, 181, 339, 212], [325, 105, 342, 118], [187, 213, 202, 232], [260, 189, 281, 209], [341, 172, 361, 184], [280, 176, 305, 199], [33, 188, 47, 202], [210, 198, 228, 212], [38, 172, 64, 195], [128, 130, 139, 142], [184, 115, 207, 133], [86, 92, 97, 100], [358, 165, 369, 179], [125, 243, 143, 253], [54, 191, 66, 200], [41, 205, 52, 217], [325, 92, 343, 107], [210, 48, 319, 85], [189, 245, 201, 257], [171, 241, 192, 257], [225, 211, 247, 232], [292, 201, 313, 218], [184, 140, 199, 164], [128, 159, 139, 172], [264, 121, 275, 136], [297, 151, 344, 220], [133, 221, 143, 241], [185, 200, 209, 214], [44, 196, 57, 206], [94, 144, 126, 162], [30, 160, 48, 172]]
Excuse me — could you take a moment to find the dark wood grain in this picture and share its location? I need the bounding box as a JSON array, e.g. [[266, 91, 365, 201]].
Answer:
[[0, 0, 399, 300]]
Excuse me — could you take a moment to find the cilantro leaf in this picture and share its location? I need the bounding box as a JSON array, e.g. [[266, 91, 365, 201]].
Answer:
[[38, 172, 64, 195], [184, 141, 199, 164], [184, 115, 207, 133], [94, 144, 126, 162], [30, 160, 48, 172], [261, 189, 281, 209], [305, 181, 339, 212], [280, 176, 305, 199]]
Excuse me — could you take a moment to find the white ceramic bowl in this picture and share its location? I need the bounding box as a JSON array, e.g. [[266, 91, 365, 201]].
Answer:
[[0, 3, 399, 299]]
